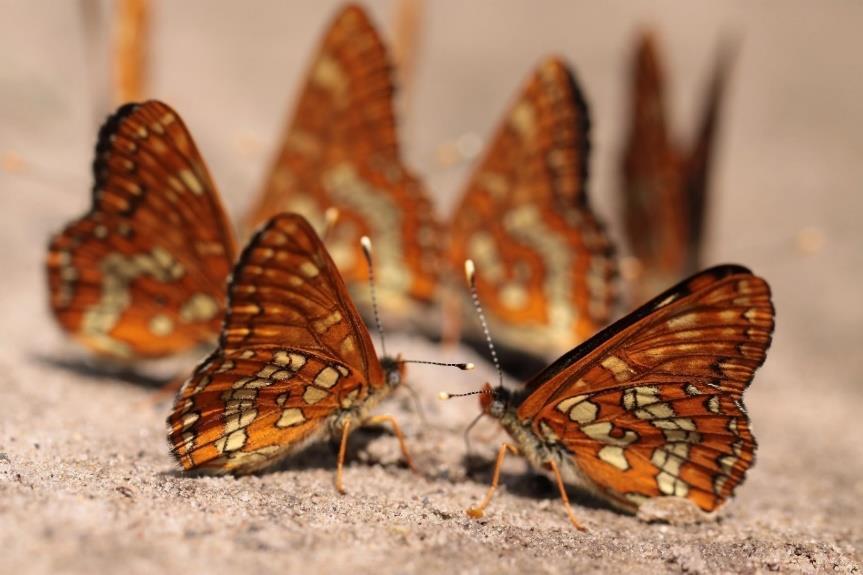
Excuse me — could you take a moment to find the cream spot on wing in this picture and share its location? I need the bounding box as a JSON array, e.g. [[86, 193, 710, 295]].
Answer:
[[312, 55, 347, 99], [635, 402, 675, 421], [216, 360, 234, 373], [300, 261, 319, 278], [313, 310, 342, 334], [273, 351, 306, 372], [217, 429, 247, 453], [707, 396, 721, 414], [598, 446, 630, 471], [580, 422, 638, 447], [149, 314, 174, 336], [179, 169, 204, 195], [559, 396, 598, 425], [509, 101, 536, 138], [685, 384, 701, 396], [499, 283, 528, 310], [314, 366, 341, 389], [601, 355, 636, 382], [303, 386, 328, 405], [180, 412, 199, 431], [340, 338, 355, 356], [623, 386, 660, 410], [180, 294, 219, 323], [276, 408, 305, 428], [667, 313, 698, 329]]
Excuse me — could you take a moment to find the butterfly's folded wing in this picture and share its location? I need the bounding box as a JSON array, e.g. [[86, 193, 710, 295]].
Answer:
[[167, 213, 384, 473], [682, 42, 734, 275], [247, 5, 440, 314], [450, 57, 616, 360], [46, 101, 236, 359], [519, 265, 774, 512], [621, 32, 688, 294]]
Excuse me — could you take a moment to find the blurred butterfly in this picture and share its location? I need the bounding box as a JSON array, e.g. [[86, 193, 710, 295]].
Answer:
[[46, 100, 236, 360], [246, 4, 440, 324], [448, 57, 618, 375], [167, 213, 469, 488], [452, 261, 773, 530], [621, 31, 734, 303]]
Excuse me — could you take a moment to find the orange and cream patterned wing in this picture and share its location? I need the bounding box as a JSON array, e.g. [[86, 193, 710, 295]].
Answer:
[[449, 57, 616, 357], [167, 213, 384, 473], [519, 265, 774, 512], [246, 4, 440, 310], [45, 101, 236, 359]]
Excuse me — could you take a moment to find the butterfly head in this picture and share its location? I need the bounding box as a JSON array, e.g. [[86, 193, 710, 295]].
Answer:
[[479, 382, 510, 419], [380, 355, 406, 389]]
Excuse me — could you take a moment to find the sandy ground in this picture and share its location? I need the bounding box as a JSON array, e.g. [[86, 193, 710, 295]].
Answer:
[[1, 1, 862, 573]]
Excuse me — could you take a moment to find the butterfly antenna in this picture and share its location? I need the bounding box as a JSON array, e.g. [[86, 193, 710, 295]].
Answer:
[[361, 235, 387, 357], [464, 259, 504, 389], [400, 359, 475, 371]]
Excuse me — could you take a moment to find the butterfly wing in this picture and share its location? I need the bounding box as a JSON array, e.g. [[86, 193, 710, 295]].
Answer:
[[519, 265, 774, 512], [681, 42, 734, 274], [167, 213, 385, 473], [621, 31, 688, 295], [449, 57, 616, 359], [246, 5, 440, 314], [45, 101, 236, 359]]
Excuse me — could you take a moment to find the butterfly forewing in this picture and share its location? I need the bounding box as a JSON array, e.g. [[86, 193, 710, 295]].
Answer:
[[520, 265, 773, 511], [247, 5, 440, 313], [46, 101, 236, 359], [167, 213, 385, 473], [449, 58, 616, 358]]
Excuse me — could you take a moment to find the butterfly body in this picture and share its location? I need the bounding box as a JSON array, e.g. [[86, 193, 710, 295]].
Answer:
[[466, 265, 774, 525]]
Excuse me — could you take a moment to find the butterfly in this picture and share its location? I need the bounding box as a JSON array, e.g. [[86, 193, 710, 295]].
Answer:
[[447, 57, 618, 372], [621, 31, 733, 302], [457, 262, 774, 530], [245, 4, 440, 323], [166, 213, 470, 490], [46, 100, 236, 360]]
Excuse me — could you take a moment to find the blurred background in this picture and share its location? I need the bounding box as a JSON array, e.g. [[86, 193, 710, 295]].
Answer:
[[1, 1, 861, 571], [2, 1, 861, 373]]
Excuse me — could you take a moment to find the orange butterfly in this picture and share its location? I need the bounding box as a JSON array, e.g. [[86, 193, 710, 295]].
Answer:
[[246, 4, 440, 323], [46, 100, 236, 359], [167, 213, 467, 489], [456, 262, 774, 530], [621, 31, 733, 302], [448, 57, 618, 370]]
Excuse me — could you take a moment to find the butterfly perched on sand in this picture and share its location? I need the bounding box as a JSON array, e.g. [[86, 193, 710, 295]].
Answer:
[[46, 100, 236, 359], [456, 262, 773, 530], [448, 57, 617, 371], [621, 31, 733, 302], [246, 4, 440, 323], [167, 213, 469, 489]]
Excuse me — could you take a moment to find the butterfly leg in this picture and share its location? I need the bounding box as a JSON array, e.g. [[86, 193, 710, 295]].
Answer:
[[335, 418, 352, 494], [548, 459, 587, 531], [466, 442, 519, 519], [362, 414, 418, 473]]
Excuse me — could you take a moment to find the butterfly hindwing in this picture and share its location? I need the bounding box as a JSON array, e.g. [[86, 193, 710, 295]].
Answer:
[[520, 265, 774, 511], [167, 213, 385, 474], [46, 101, 236, 359], [247, 5, 440, 314], [449, 58, 616, 359]]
